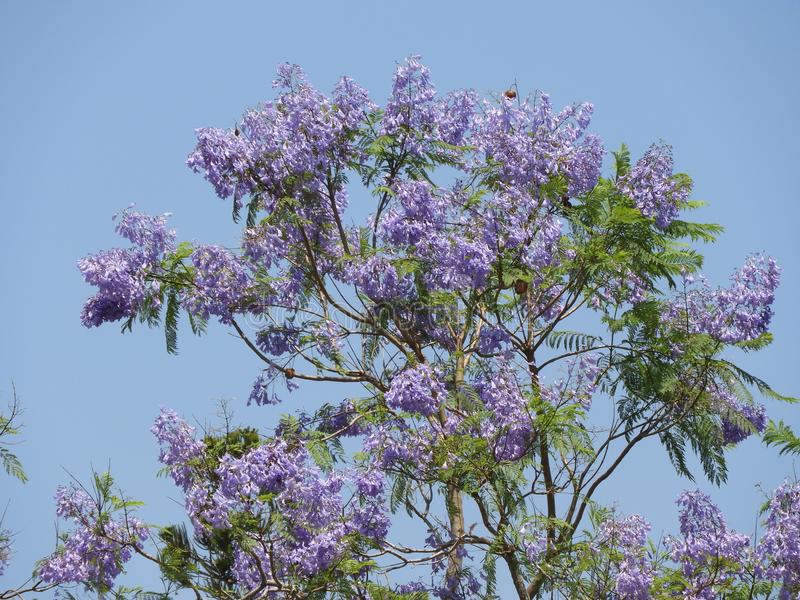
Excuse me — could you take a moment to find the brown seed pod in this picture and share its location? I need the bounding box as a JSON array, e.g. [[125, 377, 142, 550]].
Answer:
[[285, 368, 296, 379], [514, 279, 528, 295], [504, 89, 517, 100]]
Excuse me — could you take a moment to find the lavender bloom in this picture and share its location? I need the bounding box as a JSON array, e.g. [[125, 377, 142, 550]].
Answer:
[[78, 208, 174, 327], [757, 481, 800, 598], [151, 408, 205, 490], [380, 180, 447, 246], [385, 364, 447, 416], [350, 466, 390, 539], [38, 486, 148, 590], [520, 214, 563, 271], [474, 91, 603, 194], [249, 368, 283, 406], [186, 127, 254, 209], [209, 439, 374, 576], [363, 420, 435, 471], [520, 523, 547, 564], [477, 325, 511, 355], [381, 56, 438, 155], [256, 326, 299, 356], [618, 143, 690, 228], [664, 255, 780, 343], [475, 368, 532, 461], [421, 232, 494, 291], [242, 221, 288, 269], [720, 398, 767, 445], [344, 255, 417, 302], [668, 490, 750, 599], [600, 514, 653, 600], [182, 245, 251, 323], [436, 89, 478, 146], [189, 62, 372, 214]]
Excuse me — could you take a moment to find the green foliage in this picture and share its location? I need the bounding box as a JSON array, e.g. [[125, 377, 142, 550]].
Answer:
[[763, 420, 800, 455]]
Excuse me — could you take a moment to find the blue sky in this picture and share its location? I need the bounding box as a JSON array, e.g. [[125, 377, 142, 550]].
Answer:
[[1, 0, 799, 595]]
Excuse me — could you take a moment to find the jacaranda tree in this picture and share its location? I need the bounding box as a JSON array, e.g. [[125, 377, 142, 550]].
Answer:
[[4, 57, 800, 599]]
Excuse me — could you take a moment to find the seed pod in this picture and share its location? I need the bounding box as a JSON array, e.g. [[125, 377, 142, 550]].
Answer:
[[285, 368, 296, 379], [504, 89, 517, 100], [234, 127, 240, 137], [514, 279, 528, 295]]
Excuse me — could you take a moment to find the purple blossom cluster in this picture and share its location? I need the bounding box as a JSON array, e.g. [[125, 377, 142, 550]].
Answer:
[[344, 254, 417, 303], [38, 486, 148, 590], [363, 419, 436, 471], [599, 514, 653, 600], [668, 490, 750, 599], [474, 367, 532, 461], [151, 409, 388, 582], [182, 245, 251, 323], [720, 399, 767, 445], [187, 63, 374, 212], [384, 364, 447, 416], [210, 439, 388, 578], [757, 481, 800, 598], [381, 56, 477, 155], [476, 325, 511, 355], [664, 255, 780, 343], [78, 208, 174, 327], [618, 143, 690, 228], [151, 407, 206, 489], [473, 90, 603, 194]]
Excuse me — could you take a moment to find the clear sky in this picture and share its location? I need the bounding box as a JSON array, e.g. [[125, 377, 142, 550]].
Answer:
[[1, 0, 799, 595]]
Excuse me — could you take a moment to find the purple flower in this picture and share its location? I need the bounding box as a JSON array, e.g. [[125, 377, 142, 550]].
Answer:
[[385, 364, 447, 416], [477, 325, 511, 355], [667, 490, 750, 599], [151, 408, 205, 490], [182, 245, 251, 323], [473, 91, 603, 193], [599, 514, 653, 599], [618, 143, 690, 228], [78, 208, 174, 327], [39, 486, 148, 590], [664, 254, 780, 343], [757, 481, 800, 598], [541, 353, 600, 410], [475, 367, 532, 461]]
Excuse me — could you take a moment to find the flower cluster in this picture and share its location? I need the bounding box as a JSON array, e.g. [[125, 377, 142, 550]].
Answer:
[[182, 245, 251, 323], [474, 367, 532, 461], [757, 481, 800, 598], [384, 364, 447, 416], [599, 514, 653, 600], [618, 143, 690, 228], [78, 208, 174, 327], [38, 486, 148, 590], [151, 407, 206, 489], [664, 255, 780, 344], [187, 63, 373, 212], [473, 90, 603, 193], [667, 490, 750, 599], [151, 409, 388, 583]]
